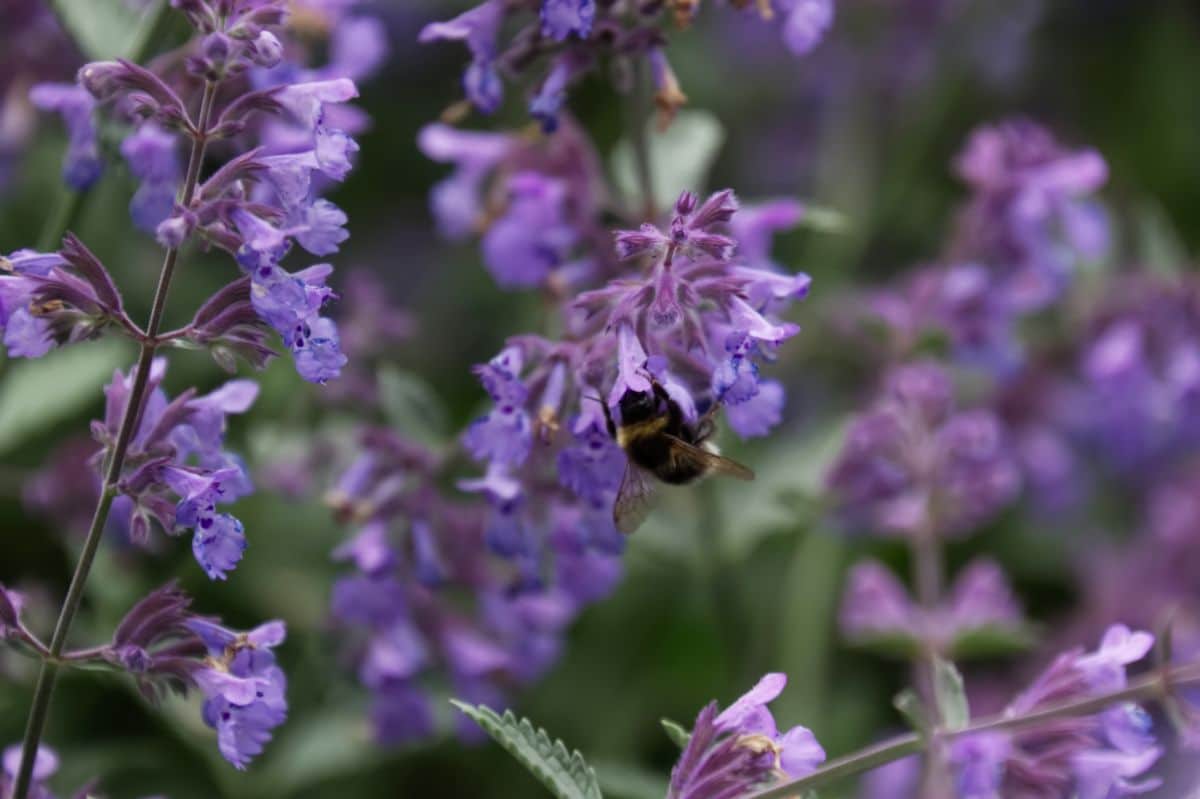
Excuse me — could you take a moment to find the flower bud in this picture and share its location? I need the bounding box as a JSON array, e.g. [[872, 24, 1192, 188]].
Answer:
[[247, 30, 283, 68]]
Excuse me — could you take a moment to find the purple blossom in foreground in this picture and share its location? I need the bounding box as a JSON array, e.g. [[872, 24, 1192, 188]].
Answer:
[[669, 673, 825, 799], [120, 123, 182, 233], [92, 358, 256, 579], [826, 361, 1021, 538], [190, 618, 289, 770], [951, 625, 1161, 799]]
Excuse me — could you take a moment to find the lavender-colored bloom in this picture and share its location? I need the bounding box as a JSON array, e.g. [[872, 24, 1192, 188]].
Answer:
[[1, 744, 58, 799], [541, 0, 595, 41], [951, 625, 1161, 798], [481, 172, 575, 288], [669, 674, 825, 799], [29, 82, 101, 189], [189, 618, 288, 770], [418, 1, 504, 113], [777, 0, 835, 56], [826, 362, 1020, 538], [120, 123, 181, 233], [418, 123, 515, 239], [951, 118, 1109, 312], [463, 349, 533, 467]]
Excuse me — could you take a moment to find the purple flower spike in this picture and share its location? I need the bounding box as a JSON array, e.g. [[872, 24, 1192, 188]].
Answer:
[[419, 1, 505, 113], [29, 82, 102, 189], [541, 0, 596, 41]]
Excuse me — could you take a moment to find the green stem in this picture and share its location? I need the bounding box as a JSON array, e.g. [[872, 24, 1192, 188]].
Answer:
[[10, 79, 217, 799], [747, 663, 1200, 799]]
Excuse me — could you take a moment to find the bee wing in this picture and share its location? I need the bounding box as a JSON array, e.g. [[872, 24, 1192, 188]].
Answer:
[[613, 462, 658, 534], [664, 434, 756, 481]]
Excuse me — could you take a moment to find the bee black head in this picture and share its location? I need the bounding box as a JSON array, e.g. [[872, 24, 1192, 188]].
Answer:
[[618, 389, 658, 425]]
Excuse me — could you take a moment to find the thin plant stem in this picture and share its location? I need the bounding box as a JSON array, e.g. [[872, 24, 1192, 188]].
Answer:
[[911, 517, 950, 795], [747, 662, 1200, 799], [11, 79, 218, 799]]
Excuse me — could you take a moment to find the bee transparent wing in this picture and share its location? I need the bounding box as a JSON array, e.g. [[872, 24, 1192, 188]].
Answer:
[[664, 434, 756, 481], [613, 462, 658, 534]]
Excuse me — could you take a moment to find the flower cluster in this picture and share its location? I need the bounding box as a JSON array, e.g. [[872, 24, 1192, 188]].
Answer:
[[0, 1, 366, 384], [328, 426, 622, 744], [419, 0, 833, 133], [95, 359, 257, 579], [1, 744, 71, 799], [826, 361, 1020, 538], [668, 673, 825, 799], [951, 626, 1161, 798]]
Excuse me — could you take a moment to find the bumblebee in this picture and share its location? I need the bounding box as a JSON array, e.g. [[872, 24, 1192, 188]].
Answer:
[[600, 378, 754, 534]]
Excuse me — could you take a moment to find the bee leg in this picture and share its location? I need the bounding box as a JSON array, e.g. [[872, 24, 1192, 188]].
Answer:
[[599, 397, 617, 440]]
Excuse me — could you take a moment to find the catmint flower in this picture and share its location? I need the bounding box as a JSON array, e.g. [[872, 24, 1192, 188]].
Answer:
[[668, 673, 825, 799], [575, 189, 808, 439], [417, 123, 516, 239], [826, 361, 1021, 538], [103, 583, 206, 699], [120, 123, 182, 233], [92, 359, 257, 577], [0, 237, 131, 359], [419, 1, 505, 114], [950, 625, 1161, 798], [951, 118, 1109, 312], [1, 744, 59, 799], [1071, 274, 1200, 478], [29, 82, 102, 189], [541, 0, 596, 41], [776, 0, 835, 56], [482, 172, 576, 288], [840, 558, 1024, 656], [188, 618, 288, 770]]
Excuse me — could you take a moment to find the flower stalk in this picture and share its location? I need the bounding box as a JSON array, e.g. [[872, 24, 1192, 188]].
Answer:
[[746, 661, 1200, 799], [11, 79, 218, 799]]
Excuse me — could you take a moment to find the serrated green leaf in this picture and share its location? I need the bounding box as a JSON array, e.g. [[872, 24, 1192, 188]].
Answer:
[[451, 701, 603, 799], [660, 718, 691, 750], [948, 624, 1035, 660], [377, 365, 450, 448], [892, 689, 929, 736], [612, 110, 724, 210], [50, 0, 154, 60], [0, 338, 131, 454], [933, 658, 969, 732]]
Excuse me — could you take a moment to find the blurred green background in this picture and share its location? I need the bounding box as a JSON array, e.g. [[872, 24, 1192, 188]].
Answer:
[[1, 1, 1199, 796]]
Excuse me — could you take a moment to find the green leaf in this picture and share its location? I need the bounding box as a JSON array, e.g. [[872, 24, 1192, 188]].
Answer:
[[50, 0, 157, 60], [612, 110, 725, 209], [892, 689, 930, 736], [451, 701, 604, 799], [845, 631, 923, 661], [251, 707, 381, 795], [933, 658, 969, 732], [0, 338, 131, 454], [660, 718, 691, 750], [377, 365, 450, 448], [798, 204, 850, 234]]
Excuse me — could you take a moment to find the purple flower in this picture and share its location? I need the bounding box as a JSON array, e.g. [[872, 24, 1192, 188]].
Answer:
[[669, 674, 825, 799], [826, 362, 1020, 538], [120, 123, 181, 233], [418, 1, 505, 113], [1, 744, 58, 799], [951, 625, 1160, 798], [481, 172, 575, 288], [418, 123, 515, 239], [951, 118, 1109, 311], [29, 82, 102, 189], [541, 0, 595, 41], [189, 619, 288, 770], [776, 0, 835, 56]]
